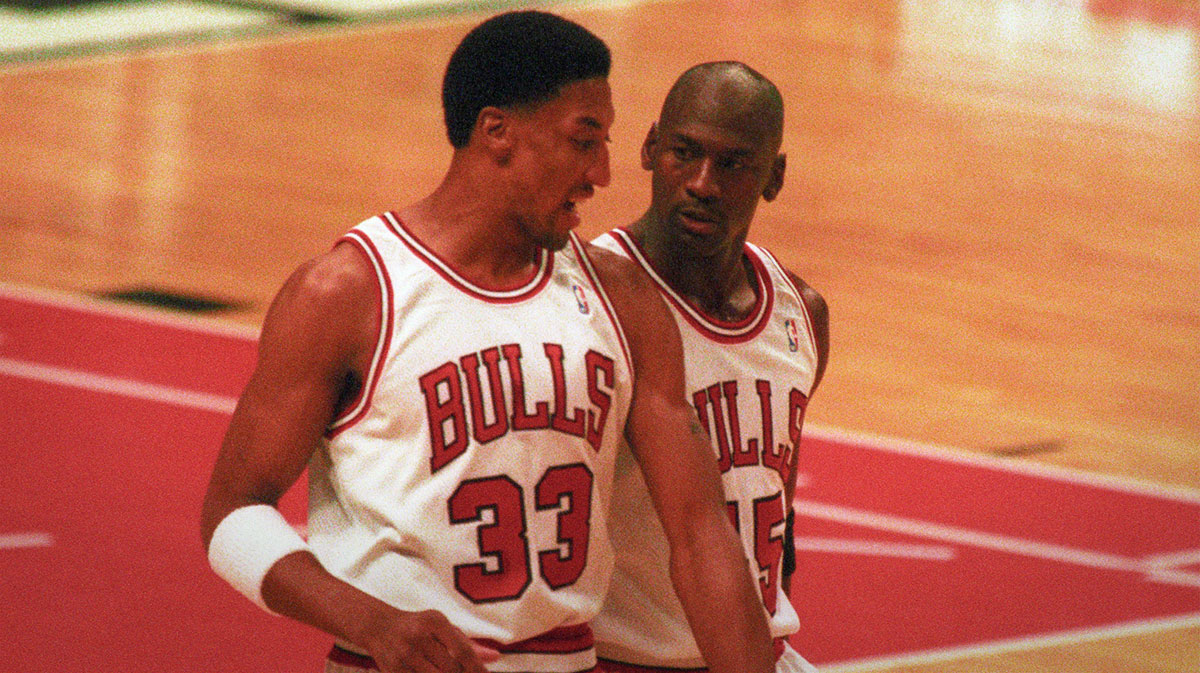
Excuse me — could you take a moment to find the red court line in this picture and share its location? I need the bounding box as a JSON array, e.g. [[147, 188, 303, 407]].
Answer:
[[2, 285, 1198, 672]]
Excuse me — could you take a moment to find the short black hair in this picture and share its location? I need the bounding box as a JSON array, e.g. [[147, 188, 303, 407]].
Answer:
[[442, 10, 611, 148]]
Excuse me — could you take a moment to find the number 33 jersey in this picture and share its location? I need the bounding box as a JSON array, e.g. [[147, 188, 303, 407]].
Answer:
[[591, 228, 820, 668], [307, 213, 634, 672]]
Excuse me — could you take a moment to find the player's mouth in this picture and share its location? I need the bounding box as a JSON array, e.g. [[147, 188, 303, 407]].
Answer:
[[558, 199, 582, 229], [676, 207, 721, 236]]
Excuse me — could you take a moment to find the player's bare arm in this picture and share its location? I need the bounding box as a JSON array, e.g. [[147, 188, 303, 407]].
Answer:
[[586, 244, 776, 673], [200, 242, 493, 673], [781, 268, 830, 594]]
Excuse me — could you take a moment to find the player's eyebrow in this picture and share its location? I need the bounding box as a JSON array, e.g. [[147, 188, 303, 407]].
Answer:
[[669, 131, 755, 157], [577, 116, 609, 130]]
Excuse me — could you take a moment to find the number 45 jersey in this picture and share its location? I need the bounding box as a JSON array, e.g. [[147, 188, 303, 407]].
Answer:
[[307, 213, 634, 673], [591, 229, 820, 669]]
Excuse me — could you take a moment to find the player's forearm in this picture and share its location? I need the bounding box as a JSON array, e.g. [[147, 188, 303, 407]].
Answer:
[[261, 550, 396, 652], [669, 512, 776, 673]]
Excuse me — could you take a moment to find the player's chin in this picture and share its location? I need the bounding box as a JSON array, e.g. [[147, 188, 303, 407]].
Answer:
[[540, 205, 581, 250], [668, 215, 723, 254], [532, 222, 572, 252]]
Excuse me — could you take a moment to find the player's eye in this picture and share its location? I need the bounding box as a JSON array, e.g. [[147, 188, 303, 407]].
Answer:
[[671, 146, 698, 161]]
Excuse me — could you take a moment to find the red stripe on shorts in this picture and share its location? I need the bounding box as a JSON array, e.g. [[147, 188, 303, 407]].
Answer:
[[328, 623, 596, 669], [596, 637, 786, 672]]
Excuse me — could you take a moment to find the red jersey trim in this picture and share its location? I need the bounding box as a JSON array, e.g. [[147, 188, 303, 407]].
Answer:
[[754, 244, 819, 359], [328, 624, 596, 669], [325, 231, 394, 438], [381, 211, 553, 303], [607, 229, 774, 344], [569, 232, 635, 381], [596, 637, 787, 672], [476, 622, 595, 654]]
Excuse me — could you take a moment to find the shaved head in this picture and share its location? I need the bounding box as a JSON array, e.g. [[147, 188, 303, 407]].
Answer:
[[635, 60, 788, 263], [658, 61, 784, 151]]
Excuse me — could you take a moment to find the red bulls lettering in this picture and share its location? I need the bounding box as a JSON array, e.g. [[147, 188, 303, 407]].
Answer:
[[420, 362, 469, 472], [692, 379, 806, 478], [460, 348, 508, 444], [584, 351, 614, 451], [422, 343, 617, 473], [544, 343, 586, 438], [503, 343, 550, 431]]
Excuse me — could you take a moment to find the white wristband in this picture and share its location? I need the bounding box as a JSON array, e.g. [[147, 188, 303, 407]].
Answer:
[[207, 504, 309, 613]]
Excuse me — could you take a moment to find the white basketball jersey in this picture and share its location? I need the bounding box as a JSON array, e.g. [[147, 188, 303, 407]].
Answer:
[[308, 213, 634, 673], [591, 229, 819, 668]]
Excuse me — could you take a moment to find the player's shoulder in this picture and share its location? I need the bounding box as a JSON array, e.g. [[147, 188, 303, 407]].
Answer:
[[787, 271, 827, 328], [267, 238, 379, 330], [749, 242, 826, 320], [581, 238, 653, 298], [579, 238, 677, 349], [749, 242, 828, 372]]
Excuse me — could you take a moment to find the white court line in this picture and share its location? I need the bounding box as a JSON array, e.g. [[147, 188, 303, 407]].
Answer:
[[1144, 547, 1200, 569], [818, 612, 1200, 672], [794, 499, 1200, 589], [804, 424, 1200, 504], [0, 532, 54, 550], [0, 357, 237, 415], [794, 536, 956, 562], [1145, 569, 1200, 589]]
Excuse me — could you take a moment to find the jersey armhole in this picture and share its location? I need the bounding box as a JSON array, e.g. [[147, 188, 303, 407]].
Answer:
[[569, 233, 635, 381], [755, 245, 819, 361], [325, 229, 394, 438]]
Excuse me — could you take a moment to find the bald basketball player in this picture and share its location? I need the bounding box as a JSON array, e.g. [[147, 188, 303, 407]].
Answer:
[[592, 62, 829, 673]]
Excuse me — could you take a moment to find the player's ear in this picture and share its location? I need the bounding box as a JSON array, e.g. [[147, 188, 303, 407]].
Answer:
[[640, 122, 659, 170], [475, 106, 515, 161], [763, 153, 786, 202]]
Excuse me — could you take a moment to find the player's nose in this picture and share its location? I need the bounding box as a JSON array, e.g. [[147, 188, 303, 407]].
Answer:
[[586, 143, 611, 189]]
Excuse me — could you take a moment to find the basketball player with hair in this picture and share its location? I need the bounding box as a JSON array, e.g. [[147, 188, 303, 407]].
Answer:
[[591, 62, 829, 673], [200, 13, 775, 673]]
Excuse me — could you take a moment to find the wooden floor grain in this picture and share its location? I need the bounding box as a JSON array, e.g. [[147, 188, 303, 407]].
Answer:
[[2, 0, 1197, 670]]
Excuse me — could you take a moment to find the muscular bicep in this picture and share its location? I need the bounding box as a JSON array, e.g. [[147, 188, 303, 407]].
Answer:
[[201, 243, 378, 544], [625, 378, 729, 541]]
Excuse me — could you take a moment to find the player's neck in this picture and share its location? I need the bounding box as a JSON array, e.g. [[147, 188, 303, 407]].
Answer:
[[628, 217, 758, 322], [398, 174, 542, 288]]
